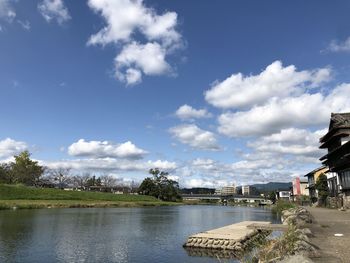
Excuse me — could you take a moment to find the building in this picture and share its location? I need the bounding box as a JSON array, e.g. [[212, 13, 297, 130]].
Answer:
[[276, 190, 291, 201], [242, 185, 259, 196], [221, 185, 237, 195], [319, 112, 350, 207], [304, 166, 328, 202], [292, 177, 309, 200]]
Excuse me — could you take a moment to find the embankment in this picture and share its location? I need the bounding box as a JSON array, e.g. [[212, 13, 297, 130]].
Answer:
[[0, 184, 179, 209]]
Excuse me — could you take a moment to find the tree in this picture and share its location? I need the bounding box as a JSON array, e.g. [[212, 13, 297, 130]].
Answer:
[[100, 174, 117, 187], [72, 173, 91, 189], [268, 191, 277, 204], [139, 168, 181, 202], [10, 151, 44, 186], [45, 168, 72, 189], [0, 163, 11, 184], [315, 173, 329, 206]]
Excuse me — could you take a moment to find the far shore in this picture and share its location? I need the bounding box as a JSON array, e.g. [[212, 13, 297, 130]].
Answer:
[[0, 199, 180, 210], [0, 184, 181, 210]]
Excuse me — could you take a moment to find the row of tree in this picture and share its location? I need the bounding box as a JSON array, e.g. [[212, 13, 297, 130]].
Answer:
[[0, 151, 137, 190], [0, 151, 181, 201]]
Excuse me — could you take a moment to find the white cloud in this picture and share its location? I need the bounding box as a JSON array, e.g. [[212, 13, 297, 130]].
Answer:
[[175, 104, 212, 120], [328, 37, 350, 53], [218, 83, 350, 137], [181, 178, 229, 188], [169, 124, 221, 151], [17, 20, 30, 30], [87, 0, 183, 85], [205, 61, 331, 109], [87, 0, 180, 46], [0, 138, 28, 158], [38, 0, 71, 24], [0, 0, 16, 22], [42, 158, 176, 174], [115, 42, 170, 85], [247, 128, 327, 158], [68, 139, 147, 159]]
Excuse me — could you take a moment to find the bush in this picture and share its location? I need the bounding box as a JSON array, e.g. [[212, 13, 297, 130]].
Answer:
[[272, 200, 296, 214]]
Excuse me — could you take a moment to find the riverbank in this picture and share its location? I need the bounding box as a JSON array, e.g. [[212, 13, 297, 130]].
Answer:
[[0, 184, 179, 209], [249, 206, 316, 263], [255, 205, 350, 263]]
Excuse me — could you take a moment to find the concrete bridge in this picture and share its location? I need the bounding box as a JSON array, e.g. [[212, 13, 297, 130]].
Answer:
[[181, 194, 271, 205]]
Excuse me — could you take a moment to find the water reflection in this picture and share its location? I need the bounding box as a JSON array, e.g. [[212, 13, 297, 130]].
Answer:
[[0, 206, 280, 263]]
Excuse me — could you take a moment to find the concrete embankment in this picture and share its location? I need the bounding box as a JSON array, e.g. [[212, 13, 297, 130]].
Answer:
[[183, 221, 275, 253], [257, 207, 317, 263]]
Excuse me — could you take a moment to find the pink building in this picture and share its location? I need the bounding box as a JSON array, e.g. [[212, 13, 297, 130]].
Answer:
[[292, 177, 309, 199]]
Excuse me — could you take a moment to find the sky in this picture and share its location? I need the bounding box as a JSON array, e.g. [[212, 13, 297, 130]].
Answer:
[[1, 0, 350, 188]]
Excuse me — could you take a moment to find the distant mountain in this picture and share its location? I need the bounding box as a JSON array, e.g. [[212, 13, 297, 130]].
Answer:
[[251, 182, 292, 192]]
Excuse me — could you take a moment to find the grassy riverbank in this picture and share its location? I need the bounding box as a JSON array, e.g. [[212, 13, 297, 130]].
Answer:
[[0, 184, 179, 209], [271, 200, 296, 214]]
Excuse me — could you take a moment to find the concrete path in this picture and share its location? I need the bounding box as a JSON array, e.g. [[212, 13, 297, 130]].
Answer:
[[306, 207, 350, 263]]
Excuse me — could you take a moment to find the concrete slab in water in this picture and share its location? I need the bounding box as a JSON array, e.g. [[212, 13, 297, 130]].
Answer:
[[189, 221, 271, 241]]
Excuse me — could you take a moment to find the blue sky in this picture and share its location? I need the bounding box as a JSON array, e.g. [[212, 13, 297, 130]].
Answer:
[[1, 0, 350, 188]]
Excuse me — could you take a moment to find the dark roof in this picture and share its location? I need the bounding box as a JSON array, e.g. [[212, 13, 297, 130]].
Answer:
[[329, 113, 350, 129], [320, 112, 350, 144], [304, 166, 328, 177]]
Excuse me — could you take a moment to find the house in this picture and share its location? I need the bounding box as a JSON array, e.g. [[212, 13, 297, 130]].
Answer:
[[319, 112, 350, 208], [304, 166, 328, 202], [292, 177, 309, 201], [276, 190, 291, 201]]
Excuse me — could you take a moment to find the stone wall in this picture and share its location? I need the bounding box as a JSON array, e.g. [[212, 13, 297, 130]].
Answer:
[[343, 193, 350, 209], [183, 229, 270, 253]]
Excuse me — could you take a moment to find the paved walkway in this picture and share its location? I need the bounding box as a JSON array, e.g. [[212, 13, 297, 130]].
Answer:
[[306, 207, 350, 263]]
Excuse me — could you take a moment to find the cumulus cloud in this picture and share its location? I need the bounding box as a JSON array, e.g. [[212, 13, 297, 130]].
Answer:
[[0, 0, 16, 22], [248, 128, 327, 158], [87, 0, 183, 85], [181, 178, 230, 188], [173, 155, 299, 188], [175, 104, 212, 120], [327, 37, 350, 53], [43, 158, 176, 174], [115, 42, 170, 85], [68, 139, 147, 159], [205, 61, 331, 109], [38, 0, 71, 24], [0, 138, 28, 158], [169, 124, 221, 151], [218, 83, 350, 137], [87, 0, 180, 46]]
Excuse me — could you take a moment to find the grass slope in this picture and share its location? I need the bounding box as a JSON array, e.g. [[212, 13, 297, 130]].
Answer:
[[0, 184, 177, 209], [0, 184, 155, 201]]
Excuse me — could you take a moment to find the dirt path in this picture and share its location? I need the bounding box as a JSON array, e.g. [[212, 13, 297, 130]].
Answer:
[[306, 207, 350, 263]]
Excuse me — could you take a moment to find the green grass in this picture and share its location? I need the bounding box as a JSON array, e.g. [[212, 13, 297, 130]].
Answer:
[[271, 200, 296, 214], [0, 184, 179, 209]]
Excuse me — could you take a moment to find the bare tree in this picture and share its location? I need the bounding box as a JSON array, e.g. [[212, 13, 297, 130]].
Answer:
[[71, 173, 91, 189], [100, 174, 117, 187], [45, 168, 72, 189]]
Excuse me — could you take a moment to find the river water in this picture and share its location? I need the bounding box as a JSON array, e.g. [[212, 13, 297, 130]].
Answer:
[[0, 205, 280, 263]]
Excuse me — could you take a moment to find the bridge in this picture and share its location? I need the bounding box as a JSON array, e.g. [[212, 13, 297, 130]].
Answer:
[[181, 194, 271, 205]]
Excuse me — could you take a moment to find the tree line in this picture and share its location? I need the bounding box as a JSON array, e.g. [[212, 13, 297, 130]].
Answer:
[[0, 151, 137, 191], [0, 151, 181, 201]]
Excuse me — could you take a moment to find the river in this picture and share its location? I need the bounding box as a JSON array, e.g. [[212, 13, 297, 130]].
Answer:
[[0, 205, 280, 263]]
